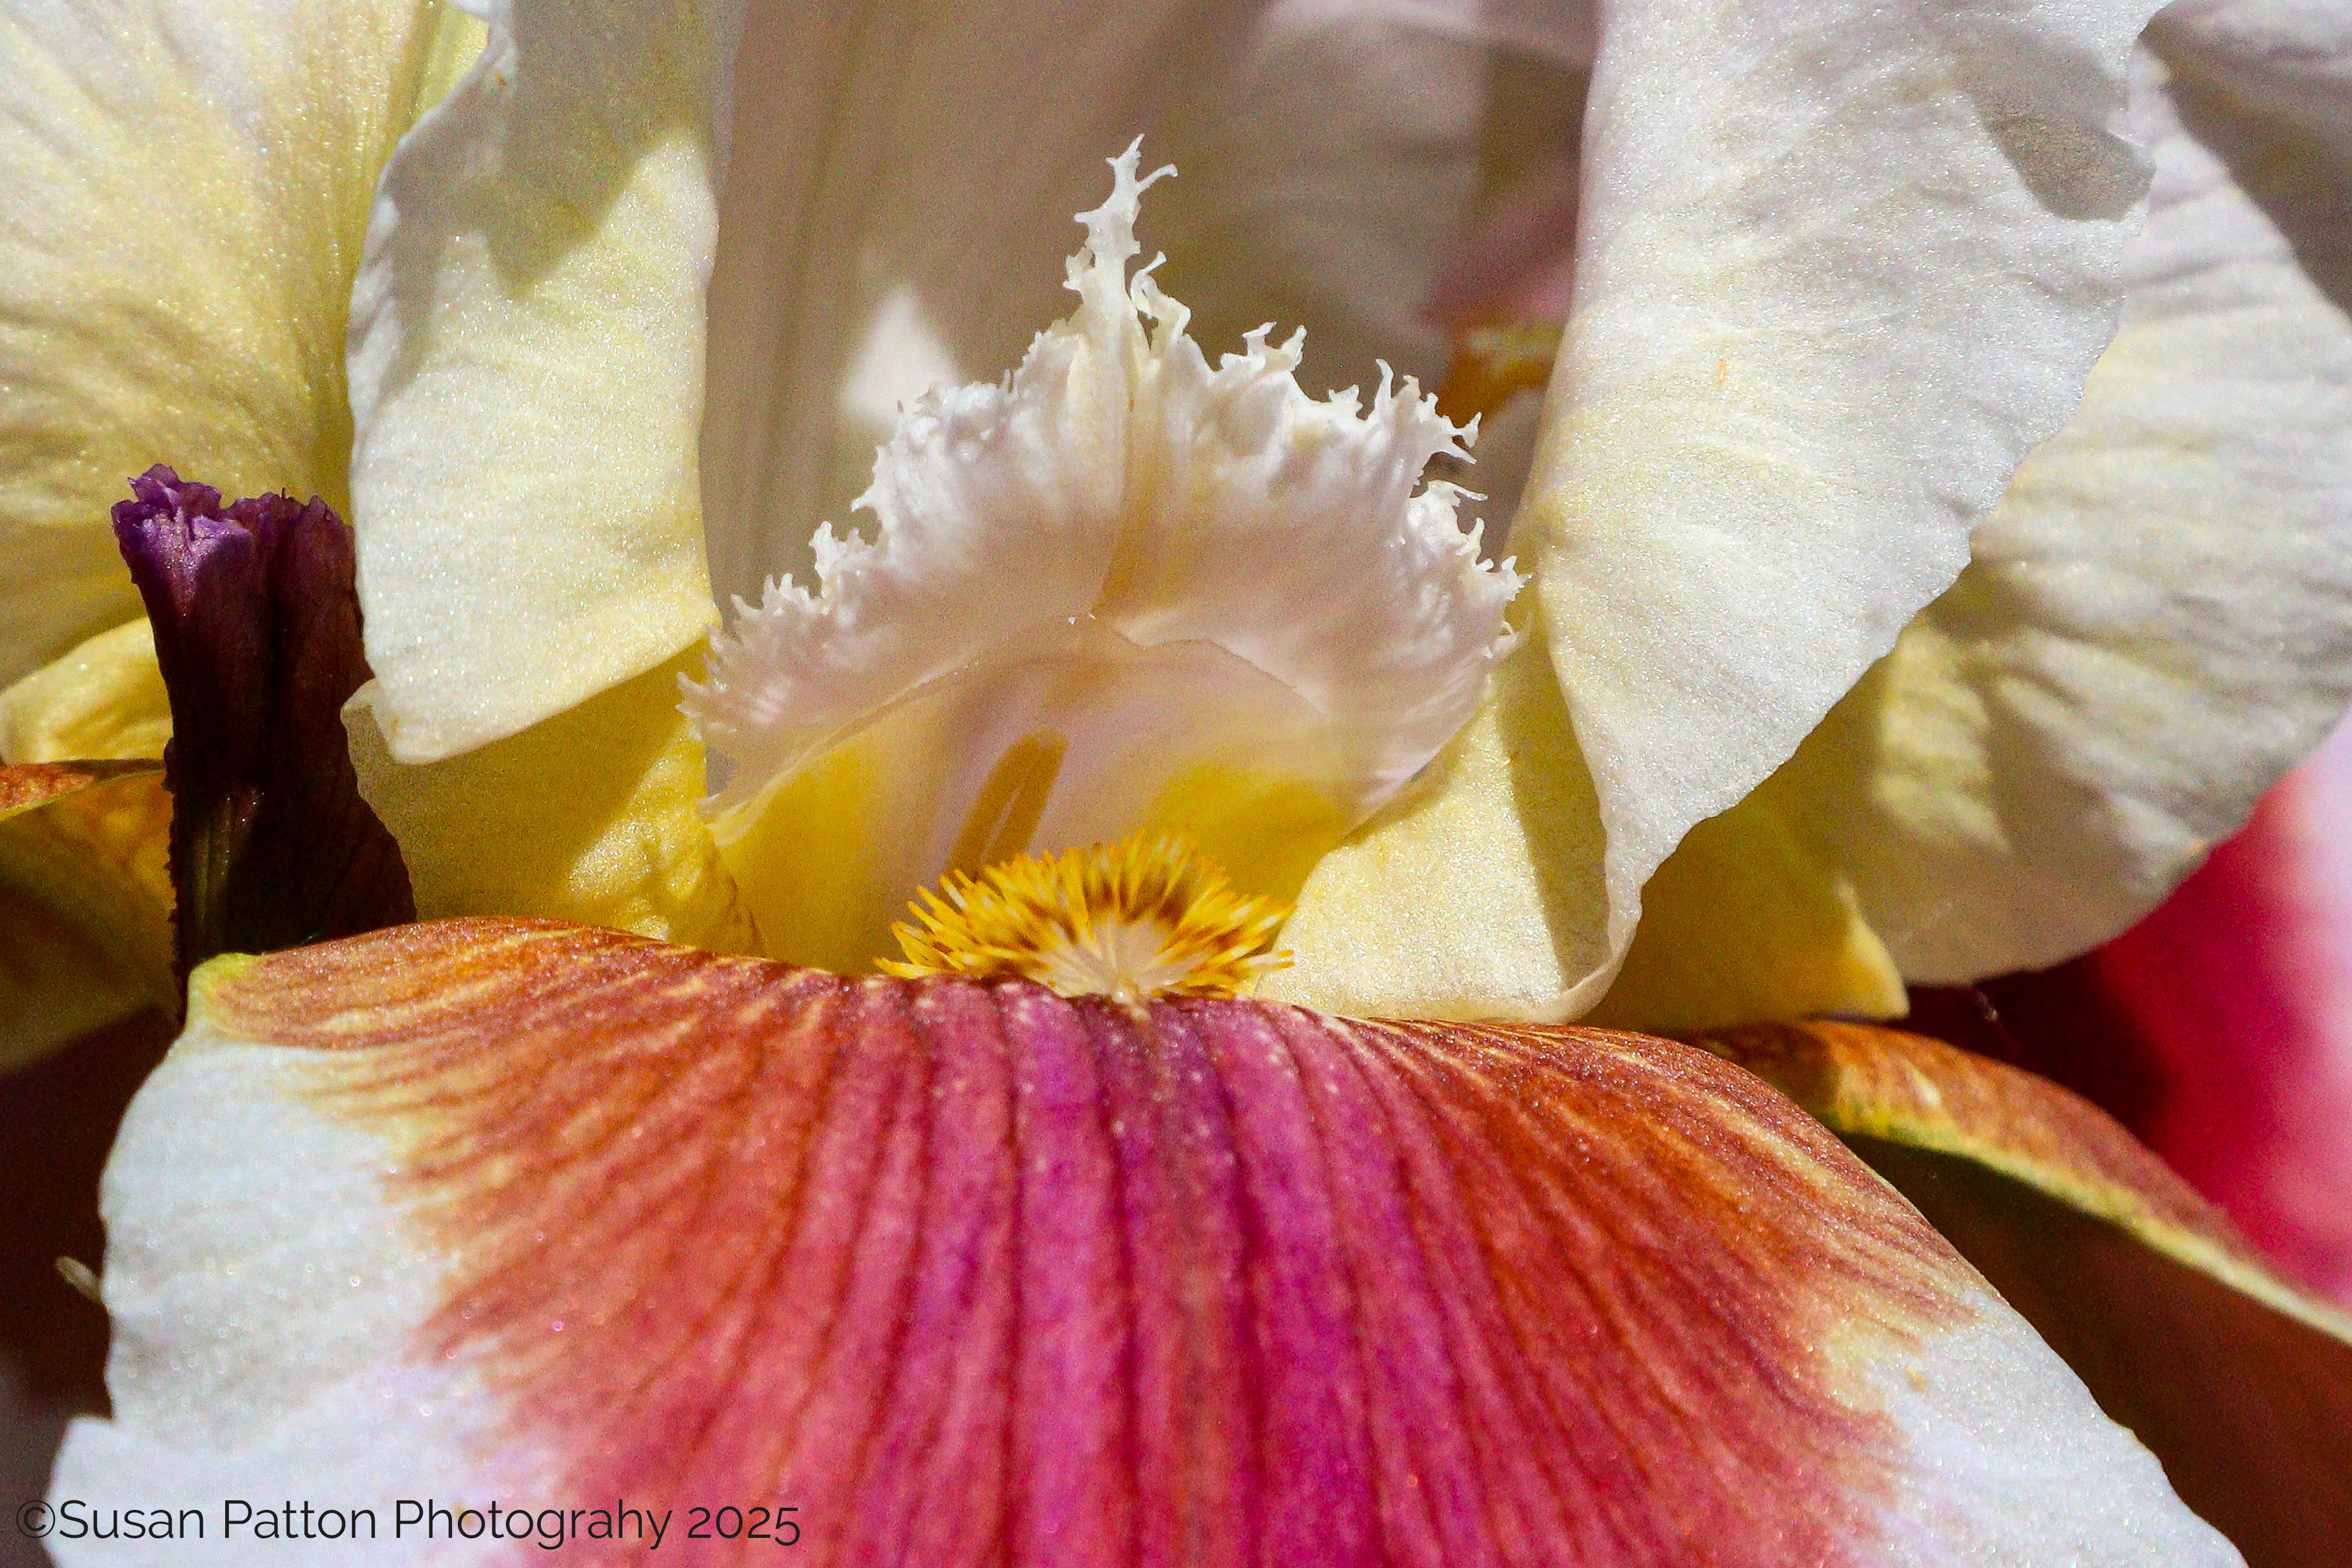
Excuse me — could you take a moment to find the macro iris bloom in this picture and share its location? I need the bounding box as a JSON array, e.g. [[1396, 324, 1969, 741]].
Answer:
[[3, 0, 2351, 1563]]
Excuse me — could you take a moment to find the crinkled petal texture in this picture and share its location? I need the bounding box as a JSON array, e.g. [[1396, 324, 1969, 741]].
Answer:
[[701, 0, 1590, 612], [1739, 32, 2352, 986], [54, 920, 2231, 1567], [346, 0, 734, 762], [699, 0, 1259, 609], [0, 0, 481, 688], [363, 0, 1585, 762], [687, 151, 1517, 975], [1280, 0, 2172, 1020]]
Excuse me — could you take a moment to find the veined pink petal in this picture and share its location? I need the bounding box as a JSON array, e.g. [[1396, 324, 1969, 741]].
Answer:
[[54, 920, 2227, 1565]]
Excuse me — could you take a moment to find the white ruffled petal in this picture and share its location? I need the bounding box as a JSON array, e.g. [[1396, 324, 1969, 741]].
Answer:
[[698, 0, 1260, 613], [686, 149, 1518, 973], [703, 0, 1598, 610]]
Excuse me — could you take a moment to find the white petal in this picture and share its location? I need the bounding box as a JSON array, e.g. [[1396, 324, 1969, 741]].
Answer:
[[699, 0, 1259, 613], [0, 0, 480, 688], [1767, 43, 2352, 982], [345, 0, 735, 762], [687, 150, 1518, 973], [48, 1025, 541, 1565], [703, 0, 1595, 609]]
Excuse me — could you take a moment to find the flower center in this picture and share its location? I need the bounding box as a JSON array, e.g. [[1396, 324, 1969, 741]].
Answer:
[[686, 145, 1518, 978], [881, 833, 1290, 1002]]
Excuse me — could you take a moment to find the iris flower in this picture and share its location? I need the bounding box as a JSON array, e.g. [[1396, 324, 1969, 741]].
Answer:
[[4, 0, 2351, 1563]]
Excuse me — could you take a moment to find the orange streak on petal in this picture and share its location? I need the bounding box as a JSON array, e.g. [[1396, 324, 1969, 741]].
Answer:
[[1703, 1020, 2352, 1338], [0, 759, 162, 822]]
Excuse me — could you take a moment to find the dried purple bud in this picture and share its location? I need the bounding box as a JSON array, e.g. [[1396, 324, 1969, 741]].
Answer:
[[112, 466, 414, 985]]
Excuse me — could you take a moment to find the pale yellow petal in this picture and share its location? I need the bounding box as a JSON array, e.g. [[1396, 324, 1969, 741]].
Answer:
[[1585, 779, 1908, 1035], [347, 652, 752, 952], [0, 619, 169, 764], [0, 626, 177, 1065], [0, 0, 484, 686], [0, 772, 176, 1026], [1266, 610, 1611, 1021], [346, 0, 732, 761]]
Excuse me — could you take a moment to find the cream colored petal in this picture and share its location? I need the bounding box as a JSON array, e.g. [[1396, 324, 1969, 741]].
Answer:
[[1150, 6, 1496, 404], [700, 0, 1587, 602], [0, 0, 483, 688], [1764, 44, 2352, 983], [1278, 0, 2171, 1020], [717, 0, 1592, 602], [1267, 606, 1613, 1021], [345, 0, 735, 762], [347, 653, 753, 952], [1151, 0, 1590, 448]]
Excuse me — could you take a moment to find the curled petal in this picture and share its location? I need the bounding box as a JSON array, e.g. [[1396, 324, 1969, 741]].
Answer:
[[1707, 1020, 2352, 1567], [1751, 40, 2352, 983], [57, 920, 2228, 1565], [1902, 717, 2352, 1313], [347, 0, 732, 761], [0, 619, 171, 767]]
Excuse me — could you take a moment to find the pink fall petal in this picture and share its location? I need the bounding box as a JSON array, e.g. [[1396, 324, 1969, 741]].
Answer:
[[2092, 717, 2352, 1307], [51, 920, 2227, 1566]]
